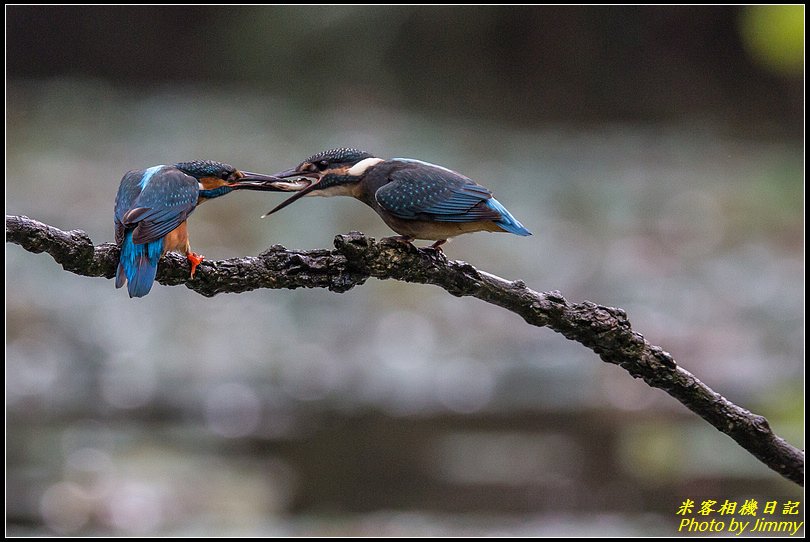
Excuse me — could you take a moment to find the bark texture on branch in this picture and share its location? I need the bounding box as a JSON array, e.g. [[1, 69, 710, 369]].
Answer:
[[6, 214, 805, 486]]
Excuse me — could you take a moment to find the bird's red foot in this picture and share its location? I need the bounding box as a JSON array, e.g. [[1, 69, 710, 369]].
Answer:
[[187, 252, 204, 278]]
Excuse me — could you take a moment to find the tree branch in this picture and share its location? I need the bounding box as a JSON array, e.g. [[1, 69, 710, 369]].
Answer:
[[6, 214, 804, 486]]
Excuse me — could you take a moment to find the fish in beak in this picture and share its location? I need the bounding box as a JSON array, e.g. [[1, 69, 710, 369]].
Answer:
[[260, 169, 321, 218], [231, 171, 311, 192]]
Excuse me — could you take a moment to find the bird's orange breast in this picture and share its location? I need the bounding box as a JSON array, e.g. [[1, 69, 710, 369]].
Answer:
[[163, 221, 191, 253], [381, 215, 503, 240]]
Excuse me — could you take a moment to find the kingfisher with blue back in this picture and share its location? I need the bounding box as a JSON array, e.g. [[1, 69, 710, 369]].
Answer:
[[114, 160, 302, 298], [261, 148, 531, 250]]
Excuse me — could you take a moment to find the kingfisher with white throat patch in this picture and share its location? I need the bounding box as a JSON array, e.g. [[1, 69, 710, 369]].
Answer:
[[261, 148, 532, 250]]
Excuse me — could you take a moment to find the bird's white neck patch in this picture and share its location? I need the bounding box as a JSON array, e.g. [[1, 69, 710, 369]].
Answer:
[[347, 157, 384, 176]]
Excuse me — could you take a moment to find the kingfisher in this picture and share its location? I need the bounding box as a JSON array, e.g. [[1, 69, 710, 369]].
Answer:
[[261, 148, 531, 249], [114, 160, 301, 298]]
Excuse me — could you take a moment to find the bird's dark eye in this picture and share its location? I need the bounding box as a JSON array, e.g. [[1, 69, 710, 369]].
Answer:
[[317, 160, 329, 171], [221, 171, 231, 180]]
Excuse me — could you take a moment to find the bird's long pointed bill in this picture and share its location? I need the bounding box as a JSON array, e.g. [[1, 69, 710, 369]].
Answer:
[[261, 179, 321, 218], [260, 169, 321, 218]]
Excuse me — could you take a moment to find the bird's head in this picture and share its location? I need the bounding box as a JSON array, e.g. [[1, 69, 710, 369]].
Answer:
[[174, 160, 305, 199], [262, 148, 384, 216]]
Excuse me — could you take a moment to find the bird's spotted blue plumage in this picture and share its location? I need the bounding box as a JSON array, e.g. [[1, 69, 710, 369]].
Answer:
[[114, 166, 199, 297], [175, 160, 236, 180], [305, 148, 373, 166], [375, 160, 517, 225], [391, 158, 457, 175], [115, 162, 236, 297], [266, 149, 532, 246], [114, 160, 286, 297]]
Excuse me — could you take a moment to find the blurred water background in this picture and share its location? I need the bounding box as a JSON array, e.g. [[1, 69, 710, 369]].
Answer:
[[6, 6, 803, 536]]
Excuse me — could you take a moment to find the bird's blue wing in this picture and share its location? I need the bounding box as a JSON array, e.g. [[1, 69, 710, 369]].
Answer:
[[121, 168, 199, 244], [114, 169, 148, 245], [374, 160, 501, 223]]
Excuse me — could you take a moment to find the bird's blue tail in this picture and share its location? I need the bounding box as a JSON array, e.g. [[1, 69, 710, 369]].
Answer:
[[116, 231, 163, 298], [486, 198, 532, 236]]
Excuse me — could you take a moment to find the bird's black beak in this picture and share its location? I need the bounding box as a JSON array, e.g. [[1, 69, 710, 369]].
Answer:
[[260, 169, 322, 217], [271, 168, 308, 180], [231, 171, 310, 192]]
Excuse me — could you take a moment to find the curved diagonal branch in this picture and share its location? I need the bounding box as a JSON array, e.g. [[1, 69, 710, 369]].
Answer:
[[6, 214, 804, 486]]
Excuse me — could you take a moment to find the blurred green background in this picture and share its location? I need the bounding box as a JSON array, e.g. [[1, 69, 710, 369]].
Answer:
[[6, 6, 803, 536]]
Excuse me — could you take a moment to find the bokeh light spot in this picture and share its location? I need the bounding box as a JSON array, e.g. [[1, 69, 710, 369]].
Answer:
[[740, 5, 804, 75], [204, 382, 262, 438]]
